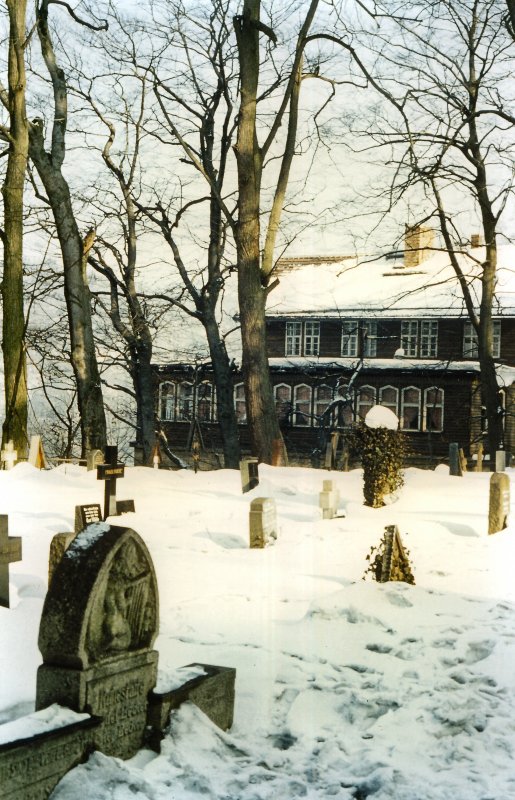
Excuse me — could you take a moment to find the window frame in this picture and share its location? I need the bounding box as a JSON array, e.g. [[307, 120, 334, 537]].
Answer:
[[293, 384, 312, 426], [401, 386, 421, 431], [274, 383, 292, 423], [341, 320, 359, 357], [363, 321, 378, 357], [420, 320, 438, 358], [304, 321, 320, 356], [234, 382, 247, 424], [401, 320, 418, 357], [357, 385, 376, 420], [285, 321, 302, 356], [463, 320, 500, 359], [423, 386, 444, 433], [177, 381, 193, 421], [159, 381, 176, 421], [379, 385, 399, 417]]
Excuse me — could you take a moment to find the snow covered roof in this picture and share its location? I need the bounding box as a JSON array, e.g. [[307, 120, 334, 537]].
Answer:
[[267, 245, 515, 318]]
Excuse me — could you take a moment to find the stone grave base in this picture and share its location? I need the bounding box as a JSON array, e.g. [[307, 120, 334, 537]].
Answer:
[[36, 650, 159, 760]]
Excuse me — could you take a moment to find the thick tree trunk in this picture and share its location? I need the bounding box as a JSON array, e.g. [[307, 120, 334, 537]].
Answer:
[[29, 126, 107, 454], [130, 340, 155, 464], [203, 311, 240, 469], [234, 1, 286, 464], [478, 241, 503, 467], [2, 0, 29, 455]]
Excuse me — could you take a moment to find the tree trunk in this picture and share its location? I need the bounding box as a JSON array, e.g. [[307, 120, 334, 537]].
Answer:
[[29, 125, 107, 454], [478, 241, 503, 467], [234, 1, 286, 464], [203, 311, 240, 469], [130, 339, 155, 464], [2, 0, 29, 455]]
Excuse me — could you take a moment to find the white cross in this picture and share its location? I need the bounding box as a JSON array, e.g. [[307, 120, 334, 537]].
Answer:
[[1, 441, 17, 470]]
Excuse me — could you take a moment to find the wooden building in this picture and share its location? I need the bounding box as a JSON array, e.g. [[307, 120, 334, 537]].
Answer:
[[152, 229, 515, 467]]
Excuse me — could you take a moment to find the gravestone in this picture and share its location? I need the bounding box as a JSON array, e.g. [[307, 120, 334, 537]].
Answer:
[[74, 504, 102, 534], [496, 450, 506, 473], [449, 443, 462, 477], [249, 498, 277, 548], [319, 479, 339, 520], [48, 532, 76, 586], [240, 457, 259, 494], [459, 447, 467, 473], [86, 449, 104, 472], [0, 515, 22, 608], [488, 472, 510, 535], [28, 435, 47, 469], [97, 445, 125, 519], [1, 523, 236, 800], [368, 525, 415, 584], [117, 499, 136, 514], [37, 524, 160, 760], [1, 441, 17, 471]]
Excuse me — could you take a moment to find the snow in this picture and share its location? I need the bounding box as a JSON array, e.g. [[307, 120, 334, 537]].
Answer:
[[0, 705, 90, 746], [267, 244, 515, 317], [1, 462, 515, 798], [365, 405, 399, 430]]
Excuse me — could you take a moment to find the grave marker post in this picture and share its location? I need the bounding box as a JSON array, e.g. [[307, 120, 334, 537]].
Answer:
[[0, 515, 22, 607], [249, 498, 278, 548], [28, 435, 47, 469], [319, 479, 339, 520], [496, 450, 506, 472], [449, 443, 462, 476], [488, 472, 510, 535], [240, 457, 259, 493], [476, 443, 484, 473], [97, 445, 125, 520]]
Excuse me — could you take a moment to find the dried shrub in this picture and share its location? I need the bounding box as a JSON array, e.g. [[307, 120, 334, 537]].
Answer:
[[348, 422, 405, 508]]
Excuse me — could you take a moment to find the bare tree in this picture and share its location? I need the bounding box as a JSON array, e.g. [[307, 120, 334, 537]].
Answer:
[[0, 0, 29, 455], [27, 0, 107, 455]]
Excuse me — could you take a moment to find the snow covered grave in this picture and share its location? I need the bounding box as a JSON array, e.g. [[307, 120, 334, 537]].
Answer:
[[0, 523, 235, 800]]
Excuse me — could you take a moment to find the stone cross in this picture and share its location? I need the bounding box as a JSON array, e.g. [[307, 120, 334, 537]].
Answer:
[[249, 498, 278, 548], [488, 472, 510, 535], [0, 515, 22, 607], [449, 443, 462, 477], [97, 445, 125, 519], [319, 479, 340, 520], [240, 457, 259, 494], [1, 441, 17, 471]]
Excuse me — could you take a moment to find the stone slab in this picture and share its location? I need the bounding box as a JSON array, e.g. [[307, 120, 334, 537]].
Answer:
[[147, 664, 236, 749], [0, 715, 100, 800], [240, 458, 259, 494], [48, 533, 76, 586], [74, 504, 102, 534], [449, 442, 462, 477], [117, 499, 136, 514]]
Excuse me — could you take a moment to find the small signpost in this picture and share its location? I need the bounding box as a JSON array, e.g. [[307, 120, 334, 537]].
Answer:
[[1, 441, 17, 471], [0, 515, 22, 607], [97, 445, 125, 520]]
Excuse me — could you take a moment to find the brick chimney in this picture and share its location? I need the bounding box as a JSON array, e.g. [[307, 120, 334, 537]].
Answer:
[[404, 225, 434, 268]]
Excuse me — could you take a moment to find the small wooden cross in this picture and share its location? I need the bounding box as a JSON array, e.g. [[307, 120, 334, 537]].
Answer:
[[0, 515, 22, 607], [97, 445, 125, 520], [1, 441, 17, 471]]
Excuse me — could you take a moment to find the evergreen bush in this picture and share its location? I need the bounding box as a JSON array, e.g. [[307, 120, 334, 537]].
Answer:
[[348, 421, 405, 508]]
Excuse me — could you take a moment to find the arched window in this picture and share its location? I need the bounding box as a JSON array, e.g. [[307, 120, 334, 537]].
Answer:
[[424, 387, 444, 432], [159, 382, 176, 421], [274, 383, 292, 423], [197, 381, 213, 422], [234, 383, 246, 424], [357, 385, 376, 420], [314, 384, 333, 419], [379, 385, 398, 417], [293, 384, 312, 426], [177, 382, 193, 421], [401, 386, 421, 431]]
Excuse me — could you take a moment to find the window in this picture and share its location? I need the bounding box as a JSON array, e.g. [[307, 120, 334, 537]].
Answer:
[[401, 321, 418, 357], [341, 321, 359, 356], [197, 381, 214, 422], [420, 321, 438, 358], [285, 321, 302, 356], [424, 387, 444, 432], [401, 386, 421, 431], [293, 384, 312, 426], [274, 384, 292, 423], [315, 384, 333, 419], [177, 382, 193, 420], [234, 383, 246, 423], [304, 322, 320, 356], [159, 382, 175, 421], [379, 385, 398, 417], [463, 320, 500, 359], [363, 322, 378, 357], [357, 385, 376, 420]]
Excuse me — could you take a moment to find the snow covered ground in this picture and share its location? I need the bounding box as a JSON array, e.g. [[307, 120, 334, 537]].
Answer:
[[1, 462, 515, 799]]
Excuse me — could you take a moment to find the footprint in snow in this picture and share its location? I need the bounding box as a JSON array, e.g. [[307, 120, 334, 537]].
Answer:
[[465, 639, 495, 664], [385, 589, 413, 608], [366, 643, 393, 655]]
